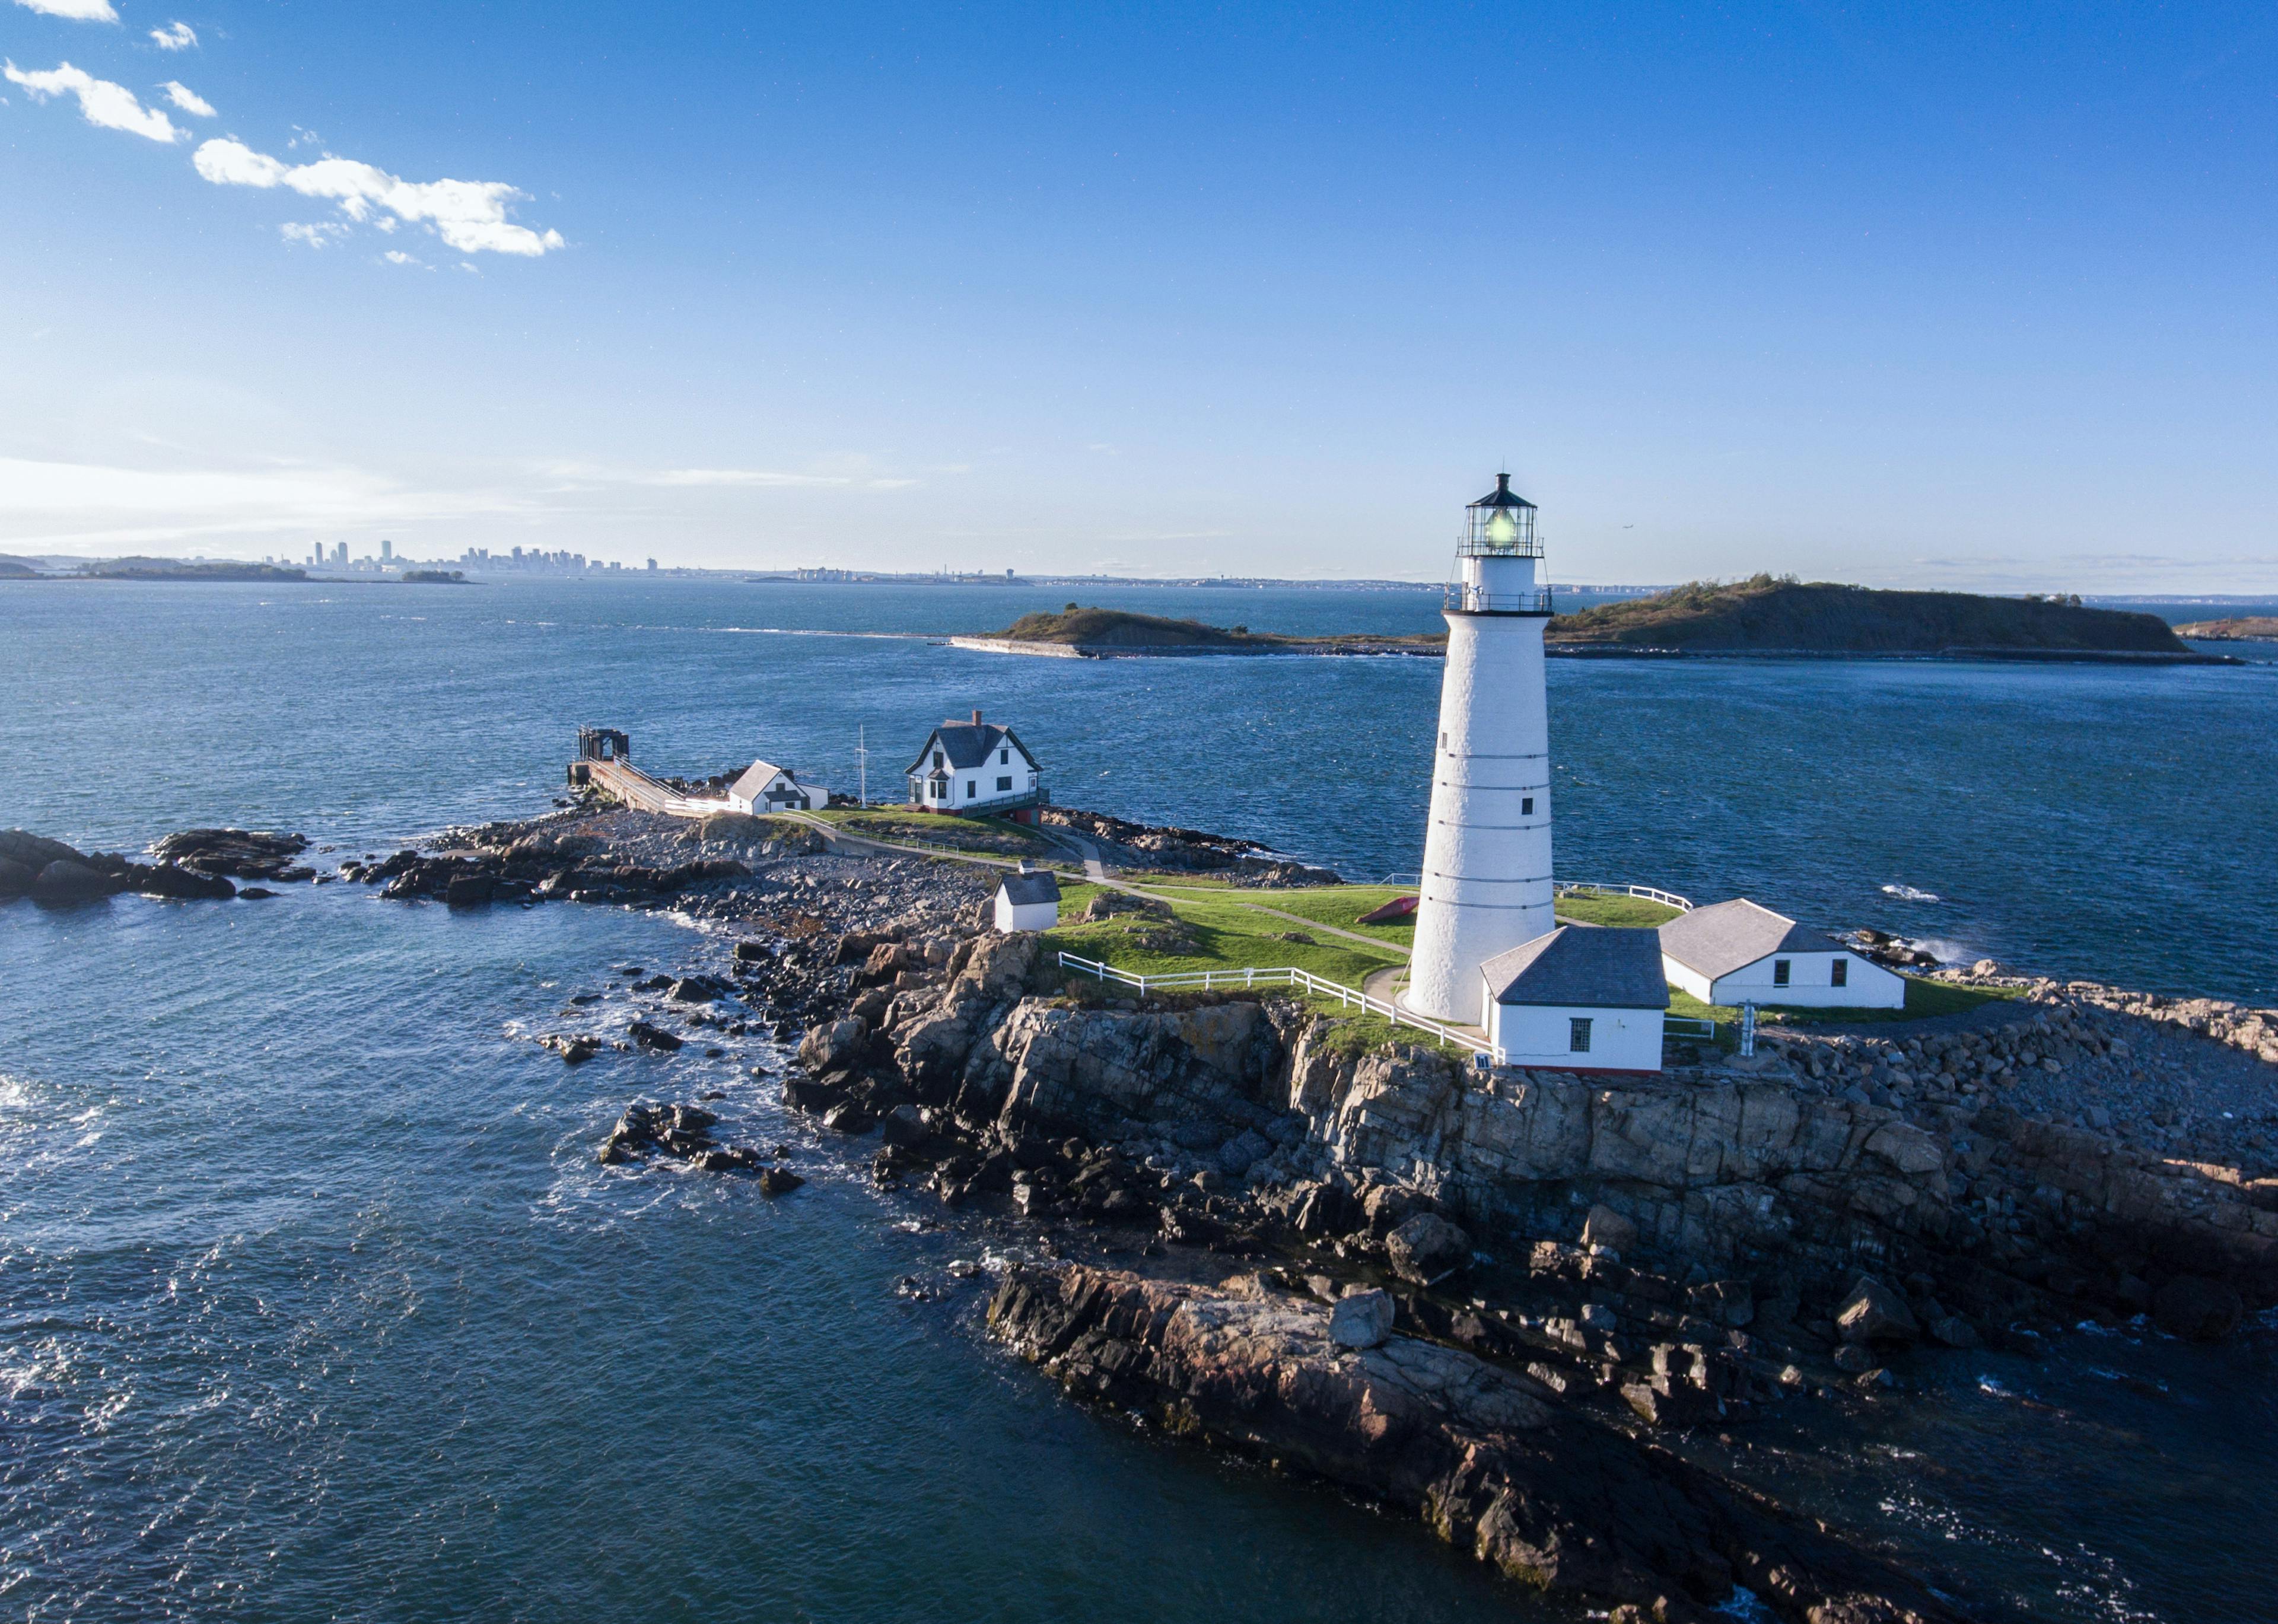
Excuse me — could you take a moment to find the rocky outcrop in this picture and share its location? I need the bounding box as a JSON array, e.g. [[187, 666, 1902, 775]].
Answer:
[[988, 1264, 1962, 1623], [150, 828, 311, 881], [0, 829, 242, 902]]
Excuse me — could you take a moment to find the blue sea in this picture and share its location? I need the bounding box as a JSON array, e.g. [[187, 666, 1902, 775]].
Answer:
[[3, 578, 2274, 1622]]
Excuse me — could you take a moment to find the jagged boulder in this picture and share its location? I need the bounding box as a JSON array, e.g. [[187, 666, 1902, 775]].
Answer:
[[1835, 1277, 1919, 1346], [0, 830, 87, 870], [1386, 1212, 1472, 1284], [800, 1017, 867, 1074], [0, 857, 37, 897], [151, 828, 308, 879], [1328, 1288, 1394, 1349]]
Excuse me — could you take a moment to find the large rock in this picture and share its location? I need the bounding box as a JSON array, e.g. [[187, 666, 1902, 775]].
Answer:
[[132, 863, 237, 900], [1385, 1212, 1472, 1284], [1834, 1277, 1919, 1346], [1328, 1288, 1395, 1349], [30, 859, 117, 903], [987, 1264, 1964, 1622], [150, 828, 308, 879], [0, 857, 36, 897], [0, 830, 87, 870], [800, 1017, 868, 1074], [2152, 1275, 2244, 1342], [1581, 1203, 1639, 1254]]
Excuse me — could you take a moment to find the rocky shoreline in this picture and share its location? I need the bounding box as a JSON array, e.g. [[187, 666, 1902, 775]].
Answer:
[[10, 801, 2274, 1621]]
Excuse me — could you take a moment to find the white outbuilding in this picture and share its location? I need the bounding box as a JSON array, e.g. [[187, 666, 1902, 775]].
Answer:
[[993, 865, 1061, 932], [1479, 926, 1669, 1074], [726, 760, 816, 814], [1657, 899, 1905, 1011]]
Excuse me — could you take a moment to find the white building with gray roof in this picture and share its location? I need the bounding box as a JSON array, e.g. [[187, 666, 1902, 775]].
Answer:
[[1658, 899, 1904, 1010], [993, 865, 1061, 932], [1479, 925, 1669, 1073]]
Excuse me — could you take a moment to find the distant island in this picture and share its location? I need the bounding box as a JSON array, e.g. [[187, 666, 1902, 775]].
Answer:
[[401, 569, 472, 584], [1548, 576, 2193, 655], [78, 558, 310, 582], [2174, 616, 2278, 642], [955, 578, 2210, 661]]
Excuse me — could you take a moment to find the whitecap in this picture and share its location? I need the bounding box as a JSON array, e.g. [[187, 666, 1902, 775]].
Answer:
[[1881, 883, 1941, 903]]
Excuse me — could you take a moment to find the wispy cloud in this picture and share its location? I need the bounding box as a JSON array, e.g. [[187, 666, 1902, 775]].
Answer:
[[11, 0, 118, 21], [159, 80, 212, 117], [647, 468, 909, 489], [383, 249, 428, 268], [149, 20, 196, 50], [280, 221, 347, 248], [192, 137, 564, 256], [4, 60, 180, 141]]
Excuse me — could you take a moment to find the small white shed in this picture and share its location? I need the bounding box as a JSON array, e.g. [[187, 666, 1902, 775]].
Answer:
[[726, 759, 815, 814], [993, 867, 1061, 932], [1479, 926, 1668, 1074], [1658, 899, 1905, 1010]]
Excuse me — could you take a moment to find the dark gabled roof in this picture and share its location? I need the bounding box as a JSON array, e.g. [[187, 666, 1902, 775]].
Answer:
[[1657, 899, 1841, 980], [997, 870, 1061, 906], [1482, 926, 1669, 1009], [1468, 471, 1536, 511], [905, 721, 1039, 776]]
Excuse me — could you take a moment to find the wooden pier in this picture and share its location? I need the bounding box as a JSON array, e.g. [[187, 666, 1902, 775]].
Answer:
[[567, 728, 727, 818]]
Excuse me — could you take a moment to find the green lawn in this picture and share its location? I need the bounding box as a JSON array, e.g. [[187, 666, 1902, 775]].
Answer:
[[1554, 888, 1685, 928], [1042, 884, 1404, 991], [809, 806, 1060, 857], [1669, 974, 2024, 1028]]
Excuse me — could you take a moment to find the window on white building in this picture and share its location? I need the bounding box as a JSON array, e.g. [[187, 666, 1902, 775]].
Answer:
[[1000, 748, 1009, 764], [1831, 959, 1848, 988], [1773, 959, 1791, 986], [1568, 1017, 1592, 1053], [1521, 797, 1534, 815], [997, 776, 1012, 791], [966, 781, 977, 798]]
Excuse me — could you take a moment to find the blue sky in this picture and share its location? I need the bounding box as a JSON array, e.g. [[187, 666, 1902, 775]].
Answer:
[[2, 1, 2273, 587]]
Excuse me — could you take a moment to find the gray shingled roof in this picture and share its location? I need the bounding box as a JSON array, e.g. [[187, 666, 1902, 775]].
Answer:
[[730, 760, 794, 800], [1481, 926, 1670, 1009], [905, 722, 1039, 775], [1657, 899, 1841, 980], [997, 871, 1061, 907]]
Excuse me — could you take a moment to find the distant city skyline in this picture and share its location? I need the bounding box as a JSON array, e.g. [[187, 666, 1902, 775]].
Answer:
[[4, 2, 2274, 591]]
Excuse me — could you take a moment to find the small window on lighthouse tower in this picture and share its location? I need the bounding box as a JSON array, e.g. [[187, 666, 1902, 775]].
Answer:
[[1522, 797, 1534, 815]]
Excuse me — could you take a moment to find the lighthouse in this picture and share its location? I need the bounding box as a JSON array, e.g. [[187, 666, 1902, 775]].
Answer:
[[1404, 473, 1557, 1026]]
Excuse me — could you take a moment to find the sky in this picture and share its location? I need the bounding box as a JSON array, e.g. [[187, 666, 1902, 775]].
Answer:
[[2, 1, 2273, 589]]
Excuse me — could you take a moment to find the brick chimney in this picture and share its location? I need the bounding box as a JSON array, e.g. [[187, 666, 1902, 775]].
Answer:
[[971, 708, 982, 725]]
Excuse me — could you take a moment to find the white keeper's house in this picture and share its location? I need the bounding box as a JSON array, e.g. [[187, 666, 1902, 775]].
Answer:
[[906, 711, 1046, 822], [993, 864, 1062, 932], [726, 759, 816, 814], [1480, 926, 1669, 1074], [1658, 899, 1905, 1010]]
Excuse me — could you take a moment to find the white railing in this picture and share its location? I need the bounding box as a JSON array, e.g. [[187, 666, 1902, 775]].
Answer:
[[1556, 880, 1694, 912], [1443, 584, 1555, 615], [1665, 1016, 1719, 1040], [1056, 952, 1506, 1064]]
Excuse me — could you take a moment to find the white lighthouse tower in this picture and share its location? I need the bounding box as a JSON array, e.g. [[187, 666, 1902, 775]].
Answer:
[[1404, 473, 1557, 1026]]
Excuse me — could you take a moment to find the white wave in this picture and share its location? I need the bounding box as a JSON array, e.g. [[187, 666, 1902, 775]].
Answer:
[[1882, 883, 1942, 903]]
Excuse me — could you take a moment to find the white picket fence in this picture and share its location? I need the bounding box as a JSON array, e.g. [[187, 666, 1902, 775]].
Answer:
[[1056, 951, 1722, 1052], [1555, 880, 1694, 912], [1054, 952, 1506, 1063]]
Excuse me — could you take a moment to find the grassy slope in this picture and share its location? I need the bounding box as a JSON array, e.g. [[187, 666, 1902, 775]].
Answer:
[[1549, 577, 2188, 654], [1667, 976, 2024, 1027], [2174, 617, 2278, 641], [1553, 890, 1685, 928], [808, 807, 1060, 856]]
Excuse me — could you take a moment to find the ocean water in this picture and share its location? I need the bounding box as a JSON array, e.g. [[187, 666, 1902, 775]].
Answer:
[[3, 578, 2274, 1622]]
